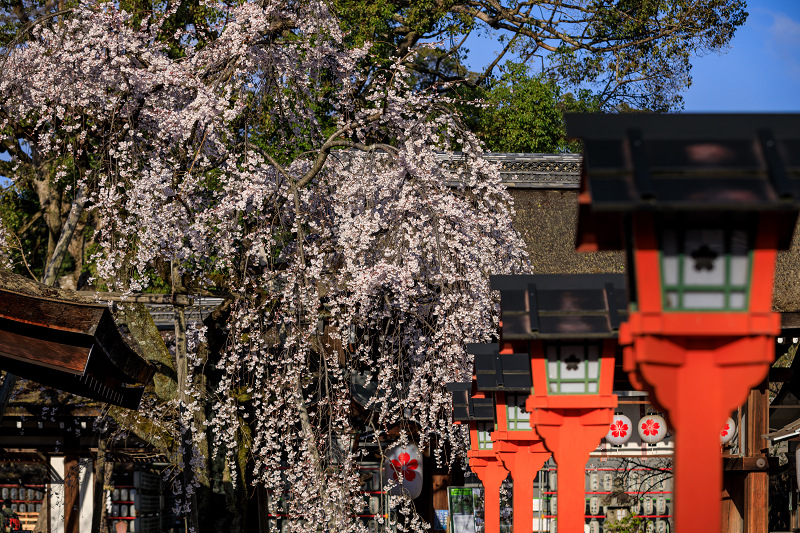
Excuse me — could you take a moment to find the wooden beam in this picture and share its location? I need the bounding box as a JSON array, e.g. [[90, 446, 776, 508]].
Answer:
[[76, 291, 194, 306]]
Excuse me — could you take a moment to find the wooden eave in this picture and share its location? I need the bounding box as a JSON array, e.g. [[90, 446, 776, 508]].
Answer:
[[0, 271, 155, 409]]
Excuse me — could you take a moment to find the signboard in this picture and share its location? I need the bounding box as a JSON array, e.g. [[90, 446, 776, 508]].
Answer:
[[448, 487, 483, 533]]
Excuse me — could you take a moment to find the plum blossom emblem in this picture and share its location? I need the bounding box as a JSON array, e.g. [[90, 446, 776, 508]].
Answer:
[[610, 419, 629, 438], [641, 418, 661, 437], [721, 423, 731, 437], [391, 452, 419, 482]]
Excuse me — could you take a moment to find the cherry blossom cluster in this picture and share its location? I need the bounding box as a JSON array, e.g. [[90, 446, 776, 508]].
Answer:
[[0, 0, 527, 530]]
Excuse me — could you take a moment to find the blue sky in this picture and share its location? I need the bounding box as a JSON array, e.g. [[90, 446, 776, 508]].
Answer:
[[683, 1, 800, 111], [463, 1, 800, 113]]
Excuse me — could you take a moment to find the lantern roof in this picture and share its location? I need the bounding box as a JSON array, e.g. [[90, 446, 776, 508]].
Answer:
[[491, 274, 627, 339], [468, 343, 532, 392], [565, 113, 800, 211], [446, 382, 494, 421]]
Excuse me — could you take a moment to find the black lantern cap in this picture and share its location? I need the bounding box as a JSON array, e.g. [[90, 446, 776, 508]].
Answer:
[[491, 274, 627, 339], [467, 343, 532, 392], [565, 113, 800, 212], [446, 382, 495, 421]]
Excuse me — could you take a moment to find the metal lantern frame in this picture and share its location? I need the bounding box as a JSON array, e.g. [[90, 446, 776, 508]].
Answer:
[[566, 112, 800, 533]]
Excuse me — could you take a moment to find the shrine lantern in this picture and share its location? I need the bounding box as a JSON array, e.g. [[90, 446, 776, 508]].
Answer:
[[490, 273, 627, 533], [565, 113, 800, 533], [447, 381, 508, 533], [606, 414, 633, 446], [637, 414, 667, 444], [468, 343, 550, 533], [384, 443, 423, 499], [720, 417, 736, 445]]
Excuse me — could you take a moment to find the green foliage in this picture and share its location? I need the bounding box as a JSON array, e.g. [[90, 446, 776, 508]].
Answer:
[[475, 62, 600, 153], [604, 513, 645, 533], [0, 183, 46, 279], [478, 63, 563, 153]]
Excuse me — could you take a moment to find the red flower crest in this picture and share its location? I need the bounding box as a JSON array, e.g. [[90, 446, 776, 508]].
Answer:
[[721, 423, 730, 437], [641, 418, 661, 437], [609, 419, 629, 438], [390, 452, 419, 482]]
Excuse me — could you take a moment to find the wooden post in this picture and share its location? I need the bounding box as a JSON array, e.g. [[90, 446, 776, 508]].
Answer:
[[91, 435, 112, 533], [64, 456, 80, 533], [744, 383, 769, 533]]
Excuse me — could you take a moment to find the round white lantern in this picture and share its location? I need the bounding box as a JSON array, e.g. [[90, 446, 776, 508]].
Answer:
[[606, 414, 633, 445], [638, 415, 667, 444], [384, 443, 423, 499], [720, 417, 736, 445]]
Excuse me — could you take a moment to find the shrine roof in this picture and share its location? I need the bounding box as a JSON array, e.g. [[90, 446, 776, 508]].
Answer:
[[0, 269, 155, 409]]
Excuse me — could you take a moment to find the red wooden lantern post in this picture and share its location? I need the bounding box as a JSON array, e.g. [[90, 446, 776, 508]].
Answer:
[[491, 274, 627, 532], [566, 113, 800, 532], [448, 382, 507, 533], [469, 343, 550, 533]]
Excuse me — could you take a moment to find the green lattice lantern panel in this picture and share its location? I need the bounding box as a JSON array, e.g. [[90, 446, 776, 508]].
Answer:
[[545, 342, 602, 394], [476, 422, 494, 450], [505, 393, 532, 430], [660, 216, 754, 311]]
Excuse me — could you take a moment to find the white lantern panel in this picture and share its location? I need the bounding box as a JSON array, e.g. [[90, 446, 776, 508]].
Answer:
[[683, 229, 725, 286], [662, 256, 679, 285], [730, 256, 749, 286], [729, 292, 746, 309], [546, 343, 600, 394], [720, 417, 736, 445], [384, 443, 423, 499], [560, 345, 587, 378], [605, 414, 633, 445], [638, 415, 667, 444], [682, 292, 725, 309], [506, 394, 531, 430], [560, 382, 586, 393]]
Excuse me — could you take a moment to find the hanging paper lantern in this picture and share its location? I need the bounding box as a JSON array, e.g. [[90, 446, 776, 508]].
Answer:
[[720, 417, 736, 445], [606, 414, 633, 445], [638, 415, 667, 444], [384, 443, 423, 499]]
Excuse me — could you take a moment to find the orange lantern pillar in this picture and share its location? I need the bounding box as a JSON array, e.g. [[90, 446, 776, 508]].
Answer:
[[448, 383, 507, 533], [565, 113, 800, 532], [491, 274, 626, 533], [491, 391, 550, 533], [469, 343, 551, 533]]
